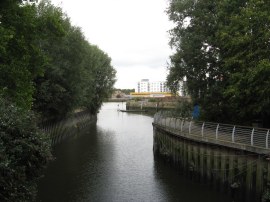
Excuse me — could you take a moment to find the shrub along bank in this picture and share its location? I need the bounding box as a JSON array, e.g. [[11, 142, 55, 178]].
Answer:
[[0, 98, 52, 201]]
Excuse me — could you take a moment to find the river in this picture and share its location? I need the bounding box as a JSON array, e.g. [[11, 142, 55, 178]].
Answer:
[[37, 102, 231, 202]]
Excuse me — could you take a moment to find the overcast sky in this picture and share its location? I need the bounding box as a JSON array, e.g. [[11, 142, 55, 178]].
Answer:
[[50, 0, 173, 89]]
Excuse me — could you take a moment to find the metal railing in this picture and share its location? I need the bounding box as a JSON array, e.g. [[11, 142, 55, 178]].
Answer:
[[41, 111, 96, 146], [154, 111, 270, 150]]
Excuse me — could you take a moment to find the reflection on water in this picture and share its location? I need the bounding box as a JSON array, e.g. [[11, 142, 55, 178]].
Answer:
[[37, 102, 231, 202]]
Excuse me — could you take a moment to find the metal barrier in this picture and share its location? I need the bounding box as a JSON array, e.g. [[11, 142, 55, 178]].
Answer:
[[41, 111, 96, 146], [154, 111, 270, 150]]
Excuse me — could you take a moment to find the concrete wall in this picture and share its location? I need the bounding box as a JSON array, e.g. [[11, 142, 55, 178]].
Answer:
[[153, 125, 270, 202]]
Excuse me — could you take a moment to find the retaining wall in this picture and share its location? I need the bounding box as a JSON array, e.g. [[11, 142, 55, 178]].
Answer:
[[153, 125, 270, 202]]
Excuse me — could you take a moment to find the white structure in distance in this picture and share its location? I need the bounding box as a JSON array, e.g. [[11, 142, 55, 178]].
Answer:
[[137, 79, 150, 93], [22, 0, 39, 5], [136, 79, 186, 96]]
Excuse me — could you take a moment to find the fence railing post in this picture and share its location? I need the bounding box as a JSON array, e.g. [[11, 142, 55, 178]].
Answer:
[[216, 124, 219, 140], [232, 126, 235, 143], [189, 121, 192, 135], [181, 119, 184, 133], [266, 130, 269, 149], [251, 128, 254, 146], [201, 122, 205, 137]]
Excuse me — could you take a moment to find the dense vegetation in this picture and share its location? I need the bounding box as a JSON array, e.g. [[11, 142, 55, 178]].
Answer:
[[0, 0, 116, 119], [0, 0, 116, 201], [114, 88, 135, 95], [0, 98, 52, 201], [166, 0, 270, 127]]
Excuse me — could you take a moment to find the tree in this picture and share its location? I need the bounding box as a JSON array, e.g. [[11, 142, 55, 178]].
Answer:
[[217, 0, 270, 126], [167, 0, 270, 126], [33, 1, 116, 120], [82, 45, 116, 113], [114, 88, 135, 95], [0, 1, 47, 110], [167, 0, 226, 121], [0, 1, 116, 201]]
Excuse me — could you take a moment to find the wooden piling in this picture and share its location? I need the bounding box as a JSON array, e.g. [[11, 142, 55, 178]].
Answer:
[[245, 157, 254, 200], [152, 124, 270, 202], [199, 146, 204, 182], [256, 156, 263, 201], [213, 148, 219, 188], [206, 147, 211, 181], [220, 150, 227, 192]]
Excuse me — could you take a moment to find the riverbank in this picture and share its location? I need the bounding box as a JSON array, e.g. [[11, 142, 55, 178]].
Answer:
[[125, 96, 191, 115], [41, 110, 97, 146], [106, 98, 130, 102]]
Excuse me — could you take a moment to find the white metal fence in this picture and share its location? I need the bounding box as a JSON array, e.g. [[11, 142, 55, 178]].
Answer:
[[154, 112, 270, 149]]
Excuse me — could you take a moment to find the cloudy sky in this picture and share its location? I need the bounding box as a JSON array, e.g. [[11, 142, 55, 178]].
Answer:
[[50, 0, 173, 89]]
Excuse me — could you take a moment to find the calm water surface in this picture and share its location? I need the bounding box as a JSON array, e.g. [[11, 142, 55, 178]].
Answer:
[[37, 102, 231, 202]]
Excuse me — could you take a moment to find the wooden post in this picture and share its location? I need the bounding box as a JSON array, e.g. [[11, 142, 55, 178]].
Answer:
[[246, 157, 254, 200], [213, 148, 219, 189], [220, 149, 227, 192], [256, 155, 263, 201], [199, 146, 205, 182], [267, 160, 270, 185], [194, 144, 199, 180], [179, 139, 183, 170], [184, 141, 188, 173], [188, 143, 192, 178], [228, 151, 234, 185], [237, 154, 244, 200], [206, 147, 211, 181]]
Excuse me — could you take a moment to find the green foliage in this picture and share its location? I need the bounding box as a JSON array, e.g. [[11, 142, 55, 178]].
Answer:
[[115, 88, 135, 95], [0, 0, 116, 200], [0, 0, 116, 119], [149, 98, 157, 102], [0, 97, 52, 201], [134, 97, 142, 102], [33, 1, 116, 119], [0, 2, 47, 110], [167, 0, 270, 126], [174, 100, 192, 118]]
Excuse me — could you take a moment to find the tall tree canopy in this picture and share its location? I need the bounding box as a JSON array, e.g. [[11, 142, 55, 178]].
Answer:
[[33, 1, 116, 120], [0, 0, 116, 119], [167, 0, 270, 127], [0, 0, 116, 201], [0, 0, 47, 109]]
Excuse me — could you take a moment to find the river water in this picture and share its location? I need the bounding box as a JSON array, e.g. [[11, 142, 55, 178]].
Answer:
[[37, 102, 231, 202]]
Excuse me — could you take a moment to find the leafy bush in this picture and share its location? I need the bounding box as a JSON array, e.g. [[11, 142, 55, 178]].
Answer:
[[0, 98, 52, 201], [174, 100, 192, 118], [149, 98, 157, 102], [134, 97, 142, 102]]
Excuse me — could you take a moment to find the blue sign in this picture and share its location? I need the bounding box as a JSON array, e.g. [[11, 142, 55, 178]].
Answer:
[[192, 104, 200, 119]]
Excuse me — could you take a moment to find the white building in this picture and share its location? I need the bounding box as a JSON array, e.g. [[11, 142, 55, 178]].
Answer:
[[137, 79, 169, 93], [136, 79, 187, 96], [137, 79, 150, 93], [149, 81, 169, 92], [22, 0, 39, 5]]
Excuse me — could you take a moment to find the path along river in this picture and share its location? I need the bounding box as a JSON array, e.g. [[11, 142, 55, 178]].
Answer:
[[37, 102, 231, 202]]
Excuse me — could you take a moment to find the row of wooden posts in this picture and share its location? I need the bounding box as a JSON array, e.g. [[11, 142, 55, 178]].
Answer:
[[42, 111, 97, 146], [153, 126, 270, 202]]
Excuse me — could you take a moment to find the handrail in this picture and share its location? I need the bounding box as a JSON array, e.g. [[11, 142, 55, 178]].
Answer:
[[153, 112, 270, 150]]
